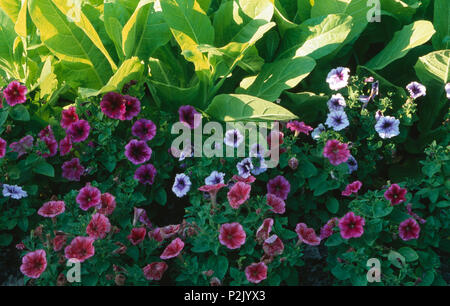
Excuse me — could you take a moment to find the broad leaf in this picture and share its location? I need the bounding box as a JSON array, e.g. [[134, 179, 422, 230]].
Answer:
[[432, 0, 449, 50], [379, 0, 421, 24], [206, 94, 298, 122], [365, 20, 435, 70], [236, 56, 316, 101], [283, 92, 328, 122]]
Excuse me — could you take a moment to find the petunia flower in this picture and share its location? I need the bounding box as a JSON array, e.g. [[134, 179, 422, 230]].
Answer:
[[76, 183, 101, 211], [64, 237, 95, 262], [178, 105, 201, 129], [3, 81, 27, 106], [124, 139, 152, 165], [267, 175, 290, 200], [205, 171, 225, 185], [338, 212, 365, 239], [160, 238, 184, 259], [143, 262, 168, 281], [224, 129, 244, 148], [128, 227, 146, 245], [326, 67, 350, 90], [384, 183, 407, 205], [327, 94, 346, 112], [245, 262, 267, 284], [9, 135, 33, 158], [61, 158, 85, 181], [219, 223, 246, 249], [398, 218, 420, 241], [295, 223, 321, 245], [406, 82, 426, 99], [60, 106, 79, 129], [98, 193, 116, 216], [266, 194, 286, 214], [325, 110, 349, 131], [375, 116, 400, 139], [323, 139, 350, 166], [134, 163, 157, 185], [227, 182, 251, 209], [341, 181, 362, 196], [20, 250, 47, 279], [38, 201, 65, 218], [172, 173, 191, 197], [86, 213, 111, 240], [2, 184, 27, 199], [132, 119, 157, 141], [67, 120, 90, 143]]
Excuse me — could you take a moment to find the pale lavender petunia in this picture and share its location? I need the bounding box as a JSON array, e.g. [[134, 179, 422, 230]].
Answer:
[[326, 67, 350, 90], [375, 116, 400, 139], [325, 111, 349, 131]]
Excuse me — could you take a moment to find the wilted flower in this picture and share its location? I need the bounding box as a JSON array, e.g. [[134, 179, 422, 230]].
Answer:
[[219, 222, 246, 249], [286, 121, 313, 136], [3, 81, 27, 106], [267, 175, 290, 200], [311, 123, 325, 140], [172, 173, 191, 197], [134, 164, 157, 185], [236, 158, 253, 179], [132, 119, 157, 141], [68, 120, 90, 143], [9, 135, 33, 158], [384, 184, 407, 205], [178, 105, 201, 129], [65, 237, 95, 262], [128, 227, 146, 245], [245, 262, 267, 284], [406, 82, 426, 99], [227, 182, 251, 209], [224, 129, 244, 148], [86, 213, 111, 239], [327, 94, 346, 112], [326, 67, 350, 90], [266, 194, 286, 214], [38, 201, 65, 218], [143, 262, 168, 281], [398, 218, 420, 241], [346, 155, 358, 173], [76, 183, 101, 211], [20, 250, 46, 279], [160, 224, 181, 240], [325, 110, 349, 131], [160, 238, 185, 259], [124, 139, 152, 165], [205, 171, 225, 185], [295, 223, 321, 246], [2, 184, 28, 199], [263, 235, 284, 257], [323, 139, 350, 166], [375, 116, 400, 139], [341, 181, 362, 196], [62, 158, 85, 181], [60, 106, 79, 129], [339, 212, 365, 239]]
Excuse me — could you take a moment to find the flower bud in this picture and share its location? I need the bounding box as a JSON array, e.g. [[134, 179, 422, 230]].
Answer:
[[288, 157, 298, 170]]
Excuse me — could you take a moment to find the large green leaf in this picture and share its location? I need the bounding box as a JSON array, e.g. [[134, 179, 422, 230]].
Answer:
[[0, 6, 18, 77], [104, 0, 133, 60], [365, 20, 435, 70], [236, 56, 316, 101], [277, 14, 353, 60], [122, 0, 171, 60], [206, 94, 298, 122], [0, 0, 21, 23], [379, 0, 421, 24], [28, 0, 115, 88], [432, 0, 450, 50], [283, 91, 329, 122]]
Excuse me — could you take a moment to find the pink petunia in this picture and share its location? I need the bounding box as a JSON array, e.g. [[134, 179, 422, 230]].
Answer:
[[59, 135, 72, 156], [128, 227, 146, 245], [0, 137, 6, 158], [295, 223, 321, 246], [143, 262, 168, 281], [3, 81, 27, 106], [263, 235, 284, 257], [323, 139, 350, 166], [286, 121, 313, 136], [20, 250, 47, 279], [227, 182, 251, 209], [267, 175, 290, 200], [98, 193, 116, 216], [219, 222, 246, 249], [245, 262, 267, 284], [342, 180, 362, 196], [160, 224, 181, 240], [320, 217, 339, 240], [86, 213, 111, 240], [338, 212, 365, 239], [398, 218, 420, 241], [256, 218, 274, 243], [62, 158, 85, 181], [60, 106, 79, 129], [231, 175, 256, 184], [160, 238, 185, 259], [76, 183, 101, 211], [53, 234, 67, 252], [38, 201, 65, 218], [67, 119, 90, 143], [384, 184, 407, 205], [266, 193, 286, 214], [64, 236, 95, 262]]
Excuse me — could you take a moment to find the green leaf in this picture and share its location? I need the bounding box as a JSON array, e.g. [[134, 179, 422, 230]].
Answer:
[[104, 0, 133, 60], [126, 245, 140, 262], [33, 160, 55, 177], [432, 0, 449, 50], [331, 264, 351, 280], [0, 5, 19, 76], [283, 92, 328, 122], [325, 233, 345, 247], [388, 250, 405, 268], [9, 104, 30, 121], [0, 108, 9, 126], [379, 0, 421, 24], [0, 233, 13, 246], [365, 20, 435, 70], [236, 56, 316, 101], [122, 0, 171, 59], [326, 197, 339, 214], [0, 0, 21, 23], [206, 94, 298, 122], [398, 247, 419, 262], [28, 0, 115, 88], [277, 14, 353, 60], [155, 188, 167, 206]]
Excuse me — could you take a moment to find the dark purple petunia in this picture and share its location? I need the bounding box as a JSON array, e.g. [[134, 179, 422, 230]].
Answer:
[[59, 135, 72, 156], [100, 92, 126, 119], [131, 119, 156, 141], [123, 95, 141, 120], [134, 164, 157, 185], [267, 175, 290, 200], [61, 158, 85, 181], [60, 106, 79, 129], [68, 120, 90, 143], [124, 139, 152, 165], [3, 81, 27, 106], [178, 105, 201, 129]]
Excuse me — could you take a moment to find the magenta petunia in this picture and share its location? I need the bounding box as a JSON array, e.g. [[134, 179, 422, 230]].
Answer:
[[61, 157, 85, 181], [100, 92, 126, 119], [267, 175, 290, 200], [123, 95, 141, 120], [20, 250, 47, 279], [178, 105, 201, 129], [320, 217, 339, 240], [219, 222, 246, 249], [59, 135, 72, 156], [286, 121, 313, 136], [398, 218, 420, 241], [64, 236, 95, 262], [134, 163, 157, 185], [3, 81, 27, 106], [263, 235, 284, 257], [143, 262, 168, 281], [41, 137, 58, 158], [124, 139, 152, 165], [128, 227, 146, 245], [245, 262, 267, 284], [9, 135, 33, 158], [132, 119, 157, 141], [342, 180, 362, 196], [323, 139, 350, 166], [338, 212, 365, 239], [53, 234, 67, 252], [0, 137, 6, 158], [60, 106, 79, 129], [98, 193, 116, 216], [86, 213, 111, 240], [68, 119, 90, 143], [37, 201, 65, 218], [160, 224, 181, 240], [266, 193, 286, 214], [295, 223, 321, 246], [384, 184, 407, 206], [227, 182, 251, 209], [232, 175, 256, 184], [76, 183, 101, 211], [160, 238, 185, 259]]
